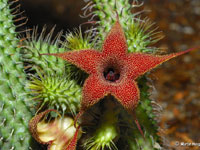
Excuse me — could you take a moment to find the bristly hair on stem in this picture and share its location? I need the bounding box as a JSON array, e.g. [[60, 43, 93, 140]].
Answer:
[[20, 26, 67, 75], [81, 0, 164, 53], [0, 0, 42, 149], [27, 70, 82, 116], [61, 27, 97, 51]]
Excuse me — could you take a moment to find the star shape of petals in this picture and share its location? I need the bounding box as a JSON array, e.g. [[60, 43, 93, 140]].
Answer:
[[42, 20, 196, 139]]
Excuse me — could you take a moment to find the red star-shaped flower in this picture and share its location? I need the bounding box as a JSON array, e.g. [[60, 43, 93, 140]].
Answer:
[[42, 20, 195, 137], [44, 20, 193, 114]]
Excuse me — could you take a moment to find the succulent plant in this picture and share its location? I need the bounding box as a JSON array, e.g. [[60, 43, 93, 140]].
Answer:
[[83, 99, 119, 150], [82, 0, 162, 53], [0, 0, 39, 149], [21, 27, 66, 75], [28, 72, 82, 115], [0, 0, 197, 149]]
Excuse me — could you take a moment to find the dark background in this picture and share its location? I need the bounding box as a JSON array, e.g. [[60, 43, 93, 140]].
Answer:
[[19, 0, 200, 149]]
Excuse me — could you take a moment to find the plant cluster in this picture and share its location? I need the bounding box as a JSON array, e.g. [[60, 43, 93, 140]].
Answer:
[[0, 0, 197, 150]]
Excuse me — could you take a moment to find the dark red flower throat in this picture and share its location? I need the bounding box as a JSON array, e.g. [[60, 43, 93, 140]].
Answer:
[[104, 67, 120, 82], [102, 57, 123, 82]]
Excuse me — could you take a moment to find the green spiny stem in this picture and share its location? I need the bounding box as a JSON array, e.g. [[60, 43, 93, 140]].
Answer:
[[28, 72, 82, 115], [83, 99, 119, 150], [128, 76, 161, 149], [83, 0, 162, 53], [21, 26, 66, 75], [62, 28, 96, 51], [0, 0, 39, 149]]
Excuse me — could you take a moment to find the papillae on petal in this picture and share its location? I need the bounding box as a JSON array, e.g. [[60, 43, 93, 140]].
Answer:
[[102, 20, 128, 57], [126, 47, 198, 79], [81, 75, 109, 110], [110, 78, 140, 111], [42, 50, 102, 74]]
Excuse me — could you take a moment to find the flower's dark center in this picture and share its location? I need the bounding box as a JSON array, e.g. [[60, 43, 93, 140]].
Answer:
[[103, 68, 120, 82]]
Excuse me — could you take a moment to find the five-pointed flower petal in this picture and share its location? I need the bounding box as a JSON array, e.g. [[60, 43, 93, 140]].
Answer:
[[43, 20, 194, 117]]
